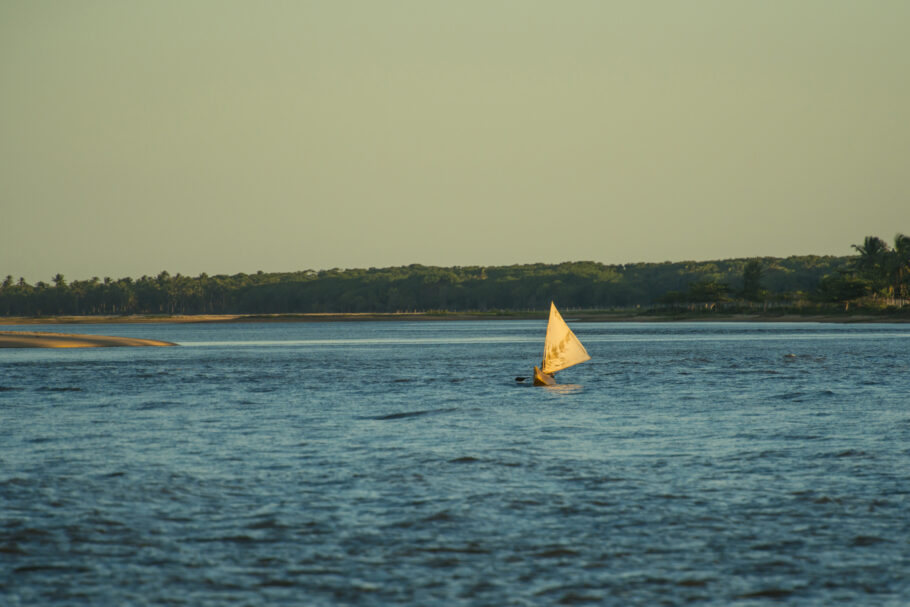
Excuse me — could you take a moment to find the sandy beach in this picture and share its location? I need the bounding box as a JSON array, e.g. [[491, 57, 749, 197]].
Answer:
[[0, 331, 177, 348]]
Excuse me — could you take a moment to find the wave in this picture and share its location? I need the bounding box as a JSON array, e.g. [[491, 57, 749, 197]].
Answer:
[[735, 588, 796, 600], [365, 407, 457, 421], [851, 535, 889, 546]]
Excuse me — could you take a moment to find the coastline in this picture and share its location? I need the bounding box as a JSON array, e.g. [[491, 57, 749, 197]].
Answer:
[[0, 331, 178, 349], [1, 311, 908, 325]]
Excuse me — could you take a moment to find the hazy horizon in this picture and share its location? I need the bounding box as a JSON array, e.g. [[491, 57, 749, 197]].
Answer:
[[3, 1, 909, 282]]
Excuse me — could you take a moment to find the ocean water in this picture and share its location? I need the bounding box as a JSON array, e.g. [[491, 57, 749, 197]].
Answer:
[[1, 320, 909, 606]]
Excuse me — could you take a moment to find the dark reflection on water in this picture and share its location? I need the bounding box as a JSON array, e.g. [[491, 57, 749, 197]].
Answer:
[[1, 321, 909, 605]]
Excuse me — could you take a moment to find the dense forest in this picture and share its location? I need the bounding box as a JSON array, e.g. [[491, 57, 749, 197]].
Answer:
[[1, 235, 907, 317]]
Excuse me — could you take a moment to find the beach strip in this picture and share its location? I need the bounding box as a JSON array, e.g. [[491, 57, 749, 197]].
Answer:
[[0, 331, 177, 349]]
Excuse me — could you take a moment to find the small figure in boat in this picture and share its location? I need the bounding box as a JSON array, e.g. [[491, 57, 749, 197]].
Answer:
[[530, 302, 590, 386]]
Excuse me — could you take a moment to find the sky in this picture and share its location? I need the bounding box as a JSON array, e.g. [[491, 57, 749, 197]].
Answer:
[[2, 1, 909, 282]]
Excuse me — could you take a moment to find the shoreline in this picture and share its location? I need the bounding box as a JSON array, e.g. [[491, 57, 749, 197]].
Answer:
[[1, 311, 908, 325], [0, 331, 178, 349]]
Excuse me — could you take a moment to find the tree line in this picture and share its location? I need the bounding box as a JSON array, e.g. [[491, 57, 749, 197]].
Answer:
[[816, 234, 910, 305], [1, 235, 907, 317]]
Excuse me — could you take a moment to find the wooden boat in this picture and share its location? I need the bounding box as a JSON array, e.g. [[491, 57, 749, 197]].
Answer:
[[532, 302, 591, 386]]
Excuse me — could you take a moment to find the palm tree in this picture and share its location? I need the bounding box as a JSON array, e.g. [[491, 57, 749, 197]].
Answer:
[[852, 236, 891, 297], [853, 234, 910, 304], [890, 233, 910, 303]]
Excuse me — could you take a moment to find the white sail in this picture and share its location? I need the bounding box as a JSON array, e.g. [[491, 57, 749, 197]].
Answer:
[[540, 302, 591, 375]]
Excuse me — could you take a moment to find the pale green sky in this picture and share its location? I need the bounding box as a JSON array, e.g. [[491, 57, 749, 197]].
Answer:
[[2, 0, 908, 281]]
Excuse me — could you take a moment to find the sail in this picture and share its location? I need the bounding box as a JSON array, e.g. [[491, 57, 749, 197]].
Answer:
[[540, 302, 591, 375]]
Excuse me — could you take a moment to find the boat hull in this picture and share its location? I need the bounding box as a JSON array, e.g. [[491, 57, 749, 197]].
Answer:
[[533, 366, 556, 386]]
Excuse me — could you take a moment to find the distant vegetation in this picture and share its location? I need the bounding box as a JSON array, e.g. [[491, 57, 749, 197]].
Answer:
[[1, 234, 907, 317]]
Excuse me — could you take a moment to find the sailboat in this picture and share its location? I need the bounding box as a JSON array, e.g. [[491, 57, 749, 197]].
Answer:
[[532, 302, 591, 386]]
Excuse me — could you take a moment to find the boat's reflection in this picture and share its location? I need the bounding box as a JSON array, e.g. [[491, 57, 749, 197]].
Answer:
[[544, 383, 583, 394], [513, 380, 584, 394]]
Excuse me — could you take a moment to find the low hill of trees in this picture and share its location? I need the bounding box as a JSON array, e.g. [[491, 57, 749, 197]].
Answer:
[[1, 235, 907, 317]]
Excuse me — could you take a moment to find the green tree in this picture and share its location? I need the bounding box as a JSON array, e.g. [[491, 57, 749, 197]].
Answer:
[[852, 236, 890, 296], [889, 233, 910, 301], [741, 260, 765, 301], [817, 273, 870, 303], [686, 279, 730, 303], [852, 233, 910, 302]]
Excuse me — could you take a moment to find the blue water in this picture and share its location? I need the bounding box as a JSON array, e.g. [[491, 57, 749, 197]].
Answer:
[[2, 321, 909, 606]]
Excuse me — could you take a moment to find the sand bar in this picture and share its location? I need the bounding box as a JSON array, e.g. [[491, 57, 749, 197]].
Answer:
[[0, 331, 177, 349]]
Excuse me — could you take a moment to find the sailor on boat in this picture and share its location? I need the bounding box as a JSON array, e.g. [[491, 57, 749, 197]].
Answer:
[[521, 302, 591, 386]]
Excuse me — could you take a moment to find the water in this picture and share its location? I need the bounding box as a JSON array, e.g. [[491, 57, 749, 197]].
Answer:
[[2, 321, 909, 606]]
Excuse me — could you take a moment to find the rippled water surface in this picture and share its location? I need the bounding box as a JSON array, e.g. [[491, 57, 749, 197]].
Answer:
[[2, 321, 909, 605]]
